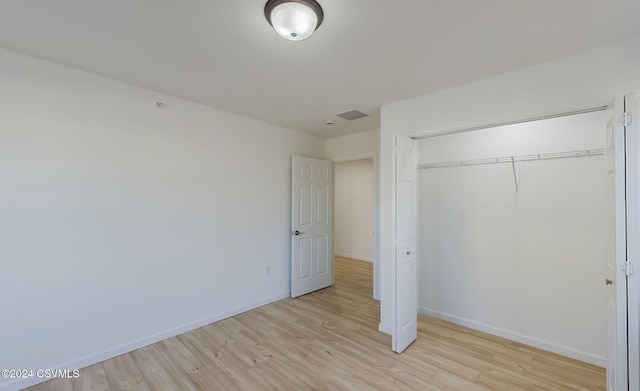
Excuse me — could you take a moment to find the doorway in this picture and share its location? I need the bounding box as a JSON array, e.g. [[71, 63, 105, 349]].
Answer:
[[333, 155, 379, 300]]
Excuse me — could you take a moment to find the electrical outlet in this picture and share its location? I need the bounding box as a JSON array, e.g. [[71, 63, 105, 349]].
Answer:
[[265, 265, 272, 276]]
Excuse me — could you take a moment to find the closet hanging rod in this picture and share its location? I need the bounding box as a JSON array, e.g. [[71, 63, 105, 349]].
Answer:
[[417, 149, 604, 170], [411, 106, 608, 140]]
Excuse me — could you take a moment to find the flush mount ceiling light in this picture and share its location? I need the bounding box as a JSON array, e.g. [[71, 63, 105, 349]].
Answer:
[[264, 0, 324, 41]]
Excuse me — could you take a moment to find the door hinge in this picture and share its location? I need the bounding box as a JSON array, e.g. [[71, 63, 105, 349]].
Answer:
[[624, 261, 635, 276], [620, 112, 632, 127]]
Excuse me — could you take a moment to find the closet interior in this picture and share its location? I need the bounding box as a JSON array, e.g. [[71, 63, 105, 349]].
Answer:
[[415, 110, 607, 365]]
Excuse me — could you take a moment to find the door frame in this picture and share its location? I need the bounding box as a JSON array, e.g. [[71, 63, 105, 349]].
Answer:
[[624, 91, 640, 391], [331, 152, 380, 300]]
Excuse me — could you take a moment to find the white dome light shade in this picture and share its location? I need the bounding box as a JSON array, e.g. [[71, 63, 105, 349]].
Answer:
[[265, 0, 324, 41]]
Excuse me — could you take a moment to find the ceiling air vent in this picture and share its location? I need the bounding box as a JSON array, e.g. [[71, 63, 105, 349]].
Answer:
[[337, 110, 368, 121]]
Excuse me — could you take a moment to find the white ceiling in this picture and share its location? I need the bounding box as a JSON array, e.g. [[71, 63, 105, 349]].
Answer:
[[1, 1, 640, 139]]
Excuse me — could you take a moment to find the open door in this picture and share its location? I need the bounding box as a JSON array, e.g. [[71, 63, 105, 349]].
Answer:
[[392, 135, 417, 353], [291, 156, 333, 298], [605, 95, 630, 391], [624, 92, 640, 391]]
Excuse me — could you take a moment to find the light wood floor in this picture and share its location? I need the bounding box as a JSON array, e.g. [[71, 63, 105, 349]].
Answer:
[[27, 256, 605, 391]]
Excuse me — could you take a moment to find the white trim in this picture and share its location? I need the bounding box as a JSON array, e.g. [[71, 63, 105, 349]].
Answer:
[[378, 322, 393, 335], [1, 292, 290, 391], [625, 90, 640, 391], [334, 252, 373, 262], [418, 307, 607, 368], [372, 153, 379, 300], [331, 152, 376, 163]]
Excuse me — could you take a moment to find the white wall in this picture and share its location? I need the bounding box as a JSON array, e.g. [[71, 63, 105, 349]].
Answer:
[[325, 129, 379, 160], [0, 48, 324, 391], [335, 159, 374, 261], [379, 36, 640, 336], [418, 112, 607, 365]]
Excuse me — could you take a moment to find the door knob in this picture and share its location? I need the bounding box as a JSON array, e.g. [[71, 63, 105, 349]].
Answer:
[[406, 251, 411, 256], [293, 230, 304, 236], [605, 279, 613, 286]]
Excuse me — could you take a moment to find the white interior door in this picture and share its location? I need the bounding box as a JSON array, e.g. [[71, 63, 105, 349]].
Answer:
[[624, 92, 640, 391], [392, 135, 417, 353], [291, 156, 333, 298], [605, 95, 629, 391]]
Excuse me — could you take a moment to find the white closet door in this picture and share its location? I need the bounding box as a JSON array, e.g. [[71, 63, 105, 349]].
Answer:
[[392, 135, 417, 353], [605, 95, 628, 391], [624, 92, 640, 391]]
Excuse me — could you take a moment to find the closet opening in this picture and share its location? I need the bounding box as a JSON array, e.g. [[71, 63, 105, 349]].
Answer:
[[415, 109, 608, 366]]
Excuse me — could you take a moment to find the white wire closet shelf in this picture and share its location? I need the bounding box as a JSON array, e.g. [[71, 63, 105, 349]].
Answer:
[[417, 149, 604, 170]]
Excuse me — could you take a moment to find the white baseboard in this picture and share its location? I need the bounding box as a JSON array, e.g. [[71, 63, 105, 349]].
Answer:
[[418, 307, 606, 368], [335, 252, 373, 262], [1, 292, 290, 391], [378, 323, 393, 335]]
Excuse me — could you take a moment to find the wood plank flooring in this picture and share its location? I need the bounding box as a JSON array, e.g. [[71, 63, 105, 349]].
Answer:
[[26, 256, 605, 390]]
